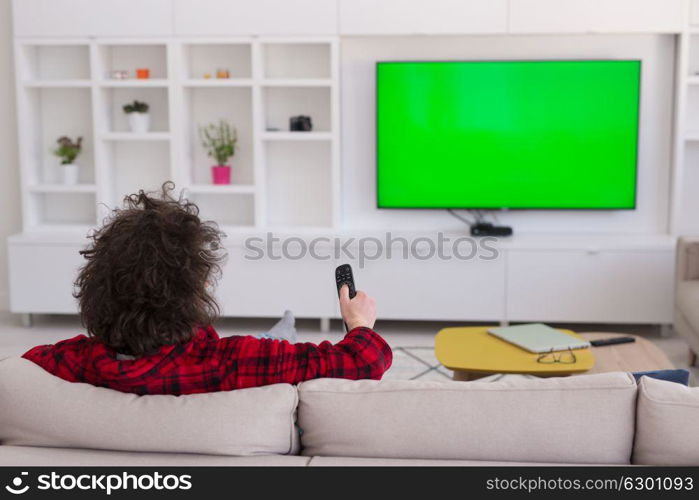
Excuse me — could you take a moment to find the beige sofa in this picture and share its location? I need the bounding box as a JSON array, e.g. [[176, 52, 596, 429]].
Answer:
[[676, 237, 699, 367], [1, 358, 698, 466]]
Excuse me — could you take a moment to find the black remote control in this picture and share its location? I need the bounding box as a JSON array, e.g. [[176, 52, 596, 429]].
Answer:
[[335, 264, 356, 299], [335, 264, 356, 332], [589, 337, 636, 347]]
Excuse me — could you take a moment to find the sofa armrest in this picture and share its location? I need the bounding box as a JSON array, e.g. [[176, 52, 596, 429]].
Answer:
[[677, 237, 699, 284]]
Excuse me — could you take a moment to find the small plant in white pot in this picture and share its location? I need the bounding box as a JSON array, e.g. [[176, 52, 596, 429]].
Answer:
[[199, 120, 238, 185], [53, 136, 82, 185], [123, 100, 150, 134]]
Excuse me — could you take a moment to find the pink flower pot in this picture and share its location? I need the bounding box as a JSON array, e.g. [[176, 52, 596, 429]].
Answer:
[[211, 165, 231, 185]]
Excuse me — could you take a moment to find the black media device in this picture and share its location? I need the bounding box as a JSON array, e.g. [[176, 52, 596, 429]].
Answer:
[[335, 264, 356, 332], [470, 222, 513, 237], [290, 115, 313, 131], [589, 336, 636, 347]]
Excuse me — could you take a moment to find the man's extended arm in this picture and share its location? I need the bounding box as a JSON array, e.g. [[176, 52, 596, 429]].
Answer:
[[218, 326, 392, 388], [217, 285, 392, 388]]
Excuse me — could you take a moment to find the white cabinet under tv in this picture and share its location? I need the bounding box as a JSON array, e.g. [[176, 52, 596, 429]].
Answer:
[[8, 232, 675, 326]]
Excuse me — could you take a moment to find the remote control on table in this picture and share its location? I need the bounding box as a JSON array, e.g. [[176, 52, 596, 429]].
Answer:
[[335, 264, 356, 332], [589, 336, 636, 347]]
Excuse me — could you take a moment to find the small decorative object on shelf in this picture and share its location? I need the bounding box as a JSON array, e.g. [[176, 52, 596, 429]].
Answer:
[[199, 120, 238, 185], [290, 115, 313, 131], [203, 73, 212, 79], [135, 68, 150, 79], [110, 70, 129, 80], [216, 68, 230, 79], [53, 136, 82, 185], [123, 100, 150, 134]]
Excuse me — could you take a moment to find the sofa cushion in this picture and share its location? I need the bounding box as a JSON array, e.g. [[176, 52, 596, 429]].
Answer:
[[0, 446, 310, 466], [306, 456, 608, 467], [298, 372, 636, 464], [0, 358, 299, 456], [631, 369, 690, 386], [680, 240, 699, 281], [676, 281, 699, 328], [633, 376, 699, 465]]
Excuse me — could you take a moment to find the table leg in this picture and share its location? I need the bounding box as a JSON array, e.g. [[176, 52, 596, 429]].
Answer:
[[20, 313, 33, 328], [453, 370, 488, 381], [660, 324, 673, 338]]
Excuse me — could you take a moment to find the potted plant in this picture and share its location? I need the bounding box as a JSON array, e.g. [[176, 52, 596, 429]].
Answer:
[[123, 100, 150, 133], [199, 120, 238, 185], [53, 136, 82, 185]]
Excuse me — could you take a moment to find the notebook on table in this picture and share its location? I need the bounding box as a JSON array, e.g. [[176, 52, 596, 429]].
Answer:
[[487, 323, 591, 353]]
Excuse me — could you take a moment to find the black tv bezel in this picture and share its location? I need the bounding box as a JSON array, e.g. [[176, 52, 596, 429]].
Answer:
[[375, 59, 642, 211]]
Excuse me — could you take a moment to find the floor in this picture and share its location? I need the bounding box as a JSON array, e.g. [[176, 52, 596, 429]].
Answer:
[[0, 313, 696, 385]]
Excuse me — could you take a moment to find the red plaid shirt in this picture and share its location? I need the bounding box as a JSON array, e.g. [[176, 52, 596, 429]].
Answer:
[[22, 326, 392, 395]]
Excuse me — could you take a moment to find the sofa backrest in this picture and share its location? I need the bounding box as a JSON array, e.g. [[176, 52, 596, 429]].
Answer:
[[6, 356, 698, 465], [0, 358, 299, 456], [297, 372, 637, 464], [633, 376, 699, 466]]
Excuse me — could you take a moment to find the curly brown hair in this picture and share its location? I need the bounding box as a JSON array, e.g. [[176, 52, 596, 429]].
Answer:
[[74, 182, 226, 356]]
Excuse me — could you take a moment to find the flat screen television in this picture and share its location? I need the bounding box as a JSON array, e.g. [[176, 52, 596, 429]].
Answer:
[[376, 60, 641, 209]]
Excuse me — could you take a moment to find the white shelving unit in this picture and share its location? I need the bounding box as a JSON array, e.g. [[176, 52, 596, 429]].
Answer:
[[14, 36, 340, 234], [671, 5, 699, 235]]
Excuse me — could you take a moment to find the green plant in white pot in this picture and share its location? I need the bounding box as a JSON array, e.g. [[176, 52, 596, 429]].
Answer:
[[53, 136, 82, 185], [123, 100, 150, 134], [199, 120, 238, 185]]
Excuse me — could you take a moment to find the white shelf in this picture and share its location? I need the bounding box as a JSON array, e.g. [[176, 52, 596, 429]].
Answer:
[[27, 183, 97, 193], [22, 80, 91, 88], [188, 191, 256, 227], [15, 36, 339, 235], [687, 76, 699, 84], [101, 132, 171, 141], [26, 223, 94, 234], [99, 79, 169, 88], [263, 225, 335, 234], [182, 79, 253, 87], [185, 184, 255, 194], [218, 225, 259, 234], [261, 131, 333, 141], [261, 78, 332, 87]]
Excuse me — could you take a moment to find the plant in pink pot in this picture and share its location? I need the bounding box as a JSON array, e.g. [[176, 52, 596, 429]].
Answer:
[[199, 120, 238, 185]]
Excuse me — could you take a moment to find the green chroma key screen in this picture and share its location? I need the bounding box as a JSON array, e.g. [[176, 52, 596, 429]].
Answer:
[[376, 60, 640, 209]]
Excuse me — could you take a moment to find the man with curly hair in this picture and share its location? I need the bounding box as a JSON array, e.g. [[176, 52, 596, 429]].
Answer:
[[22, 183, 392, 395]]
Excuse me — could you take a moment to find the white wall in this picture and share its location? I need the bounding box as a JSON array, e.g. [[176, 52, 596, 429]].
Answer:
[[0, 0, 21, 312], [341, 34, 675, 234]]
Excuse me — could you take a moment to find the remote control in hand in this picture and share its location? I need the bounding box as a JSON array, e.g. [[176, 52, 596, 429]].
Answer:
[[335, 264, 356, 332], [335, 264, 356, 299]]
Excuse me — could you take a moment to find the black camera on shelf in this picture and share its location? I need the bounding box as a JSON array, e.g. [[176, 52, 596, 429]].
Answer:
[[289, 115, 313, 131]]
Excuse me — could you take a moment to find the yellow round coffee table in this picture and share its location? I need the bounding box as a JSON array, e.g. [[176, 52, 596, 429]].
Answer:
[[435, 326, 594, 380]]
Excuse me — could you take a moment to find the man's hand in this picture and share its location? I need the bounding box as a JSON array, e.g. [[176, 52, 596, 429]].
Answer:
[[339, 285, 376, 331]]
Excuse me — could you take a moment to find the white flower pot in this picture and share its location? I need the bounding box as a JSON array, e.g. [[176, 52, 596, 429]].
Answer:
[[128, 112, 150, 134], [62, 164, 79, 185]]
